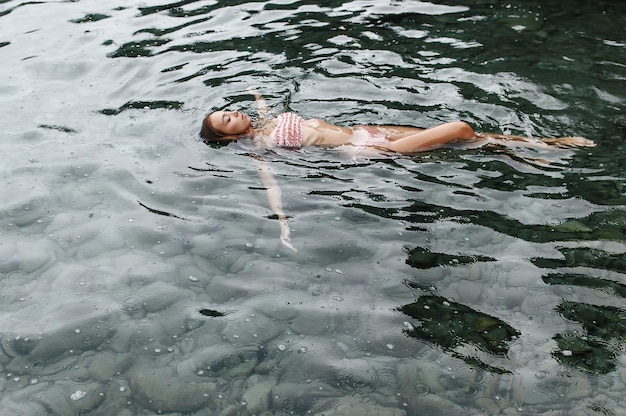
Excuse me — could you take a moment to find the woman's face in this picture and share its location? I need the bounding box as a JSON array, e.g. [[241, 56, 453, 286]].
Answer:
[[208, 110, 251, 137]]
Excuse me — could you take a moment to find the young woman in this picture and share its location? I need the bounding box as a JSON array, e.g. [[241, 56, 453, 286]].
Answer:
[[200, 92, 594, 252], [201, 92, 594, 153]]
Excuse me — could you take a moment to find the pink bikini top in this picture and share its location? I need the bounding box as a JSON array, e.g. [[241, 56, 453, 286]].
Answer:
[[272, 112, 303, 148]]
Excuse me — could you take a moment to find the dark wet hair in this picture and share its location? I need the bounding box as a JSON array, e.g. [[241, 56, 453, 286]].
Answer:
[[200, 112, 226, 142]]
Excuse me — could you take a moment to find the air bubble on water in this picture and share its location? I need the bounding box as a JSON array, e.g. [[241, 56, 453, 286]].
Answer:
[[188, 276, 199, 282], [386, 343, 394, 350], [278, 344, 287, 351], [71, 390, 86, 401]]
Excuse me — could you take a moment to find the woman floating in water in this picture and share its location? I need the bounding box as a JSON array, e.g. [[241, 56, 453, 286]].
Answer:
[[200, 91, 594, 251], [201, 91, 594, 153]]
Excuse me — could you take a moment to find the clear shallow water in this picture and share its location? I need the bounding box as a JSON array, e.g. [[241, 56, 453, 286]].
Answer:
[[1, 0, 625, 414]]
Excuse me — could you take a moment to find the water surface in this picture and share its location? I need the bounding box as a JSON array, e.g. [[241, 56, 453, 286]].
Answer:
[[1, 0, 625, 414]]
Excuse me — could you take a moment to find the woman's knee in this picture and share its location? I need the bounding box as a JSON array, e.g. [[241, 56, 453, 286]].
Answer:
[[452, 121, 475, 139]]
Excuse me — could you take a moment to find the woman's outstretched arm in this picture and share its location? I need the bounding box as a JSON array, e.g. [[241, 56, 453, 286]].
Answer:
[[256, 160, 297, 252], [248, 88, 269, 119]]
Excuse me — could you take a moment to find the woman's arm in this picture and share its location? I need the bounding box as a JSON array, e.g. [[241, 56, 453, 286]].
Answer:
[[256, 160, 297, 252], [248, 88, 269, 119], [247, 89, 294, 250]]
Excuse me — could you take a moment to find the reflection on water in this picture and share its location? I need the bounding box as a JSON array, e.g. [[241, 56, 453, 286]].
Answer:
[[553, 300, 626, 374], [399, 292, 520, 374], [1, 0, 625, 414]]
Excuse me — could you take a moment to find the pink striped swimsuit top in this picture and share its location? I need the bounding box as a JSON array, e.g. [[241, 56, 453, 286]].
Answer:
[[272, 112, 304, 148]]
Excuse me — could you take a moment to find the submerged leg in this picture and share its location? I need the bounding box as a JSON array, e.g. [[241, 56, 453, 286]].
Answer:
[[381, 122, 476, 153], [476, 132, 596, 148], [372, 123, 595, 154]]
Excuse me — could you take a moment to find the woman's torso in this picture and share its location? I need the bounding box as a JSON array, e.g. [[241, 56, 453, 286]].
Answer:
[[301, 118, 354, 146], [255, 113, 415, 148]]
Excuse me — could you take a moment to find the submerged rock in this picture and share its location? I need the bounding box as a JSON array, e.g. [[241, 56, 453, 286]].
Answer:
[[128, 360, 215, 413], [311, 393, 407, 416], [30, 380, 104, 415], [87, 351, 135, 382], [139, 281, 191, 313], [241, 376, 277, 414], [25, 320, 114, 364], [176, 344, 260, 381], [271, 382, 342, 415], [4, 312, 116, 376]]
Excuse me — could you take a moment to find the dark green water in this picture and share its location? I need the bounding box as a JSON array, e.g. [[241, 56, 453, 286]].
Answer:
[[1, 0, 625, 414]]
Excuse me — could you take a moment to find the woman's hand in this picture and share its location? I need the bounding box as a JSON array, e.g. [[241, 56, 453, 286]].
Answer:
[[246, 86, 268, 117], [279, 217, 297, 252]]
